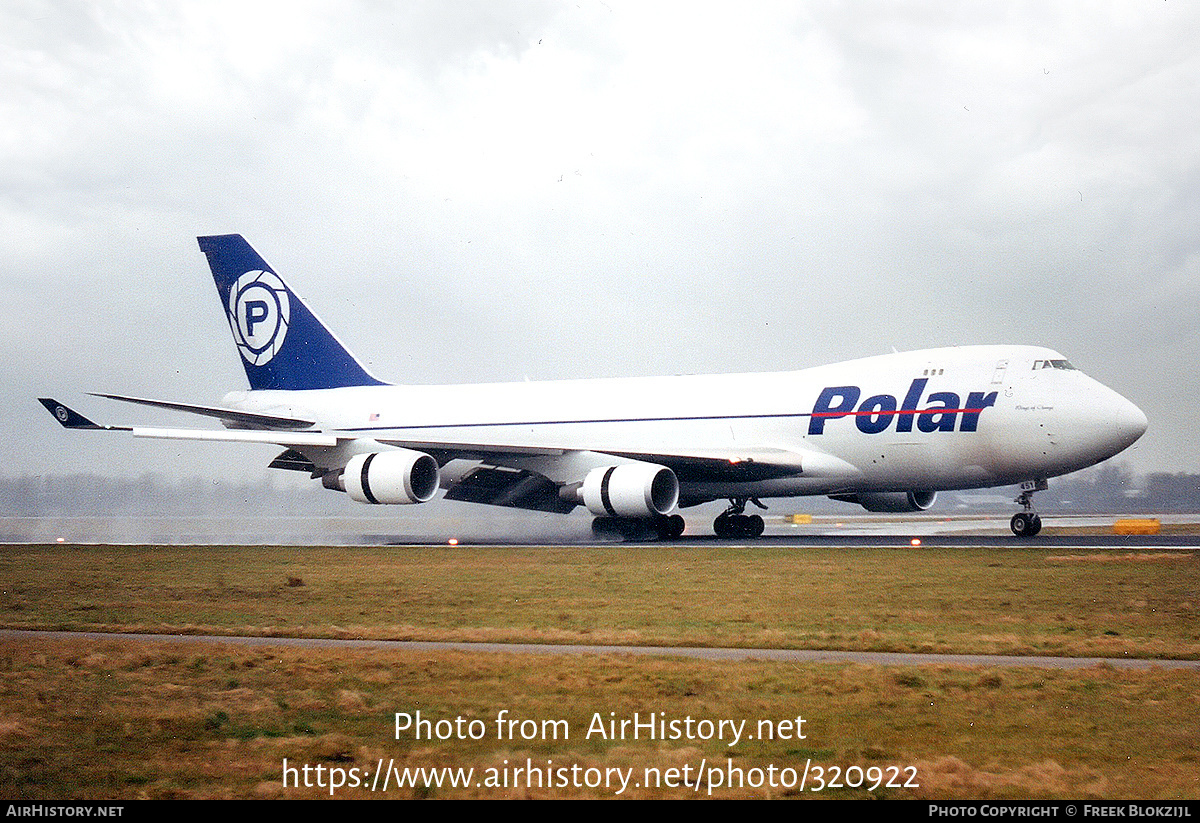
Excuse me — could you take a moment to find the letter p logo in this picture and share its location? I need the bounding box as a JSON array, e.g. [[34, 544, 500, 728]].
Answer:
[[227, 270, 291, 367], [244, 300, 270, 337]]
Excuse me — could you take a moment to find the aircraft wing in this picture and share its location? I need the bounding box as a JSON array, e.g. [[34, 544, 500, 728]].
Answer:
[[44, 396, 823, 481], [41, 397, 855, 514]]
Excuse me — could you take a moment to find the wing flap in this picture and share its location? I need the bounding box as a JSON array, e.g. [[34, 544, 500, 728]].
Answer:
[[268, 448, 319, 474], [441, 465, 576, 513], [131, 427, 340, 447]]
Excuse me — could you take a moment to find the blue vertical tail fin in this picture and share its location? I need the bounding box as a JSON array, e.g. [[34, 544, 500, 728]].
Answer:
[[197, 234, 387, 391]]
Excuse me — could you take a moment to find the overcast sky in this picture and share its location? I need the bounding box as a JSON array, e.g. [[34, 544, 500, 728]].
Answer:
[[4, 1, 1197, 487]]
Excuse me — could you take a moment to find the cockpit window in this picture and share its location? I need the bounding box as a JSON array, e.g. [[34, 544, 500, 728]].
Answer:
[[1032, 359, 1077, 371]]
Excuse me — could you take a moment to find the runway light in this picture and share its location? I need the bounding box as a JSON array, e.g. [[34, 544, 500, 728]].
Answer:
[[910, 538, 922, 546], [448, 538, 459, 546]]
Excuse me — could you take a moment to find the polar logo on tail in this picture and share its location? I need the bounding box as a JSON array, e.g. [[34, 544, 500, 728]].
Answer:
[[227, 270, 291, 366]]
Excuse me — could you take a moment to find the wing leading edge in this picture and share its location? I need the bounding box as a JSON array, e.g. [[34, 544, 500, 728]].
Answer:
[[89, 393, 316, 429]]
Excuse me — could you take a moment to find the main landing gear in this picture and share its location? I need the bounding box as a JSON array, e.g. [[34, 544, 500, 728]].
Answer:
[[1010, 479, 1047, 538], [713, 498, 766, 539]]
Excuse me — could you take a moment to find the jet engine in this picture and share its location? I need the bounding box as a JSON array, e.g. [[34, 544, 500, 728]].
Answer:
[[834, 491, 937, 513], [580, 464, 679, 518], [343, 449, 440, 505]]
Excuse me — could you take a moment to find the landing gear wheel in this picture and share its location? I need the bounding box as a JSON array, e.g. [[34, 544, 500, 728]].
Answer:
[[655, 514, 686, 540], [1011, 480, 1047, 538], [1010, 512, 1042, 538], [714, 513, 734, 539], [746, 514, 764, 537], [713, 510, 765, 539]]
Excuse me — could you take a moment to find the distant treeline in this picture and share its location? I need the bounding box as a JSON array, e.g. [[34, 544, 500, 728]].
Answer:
[[1, 464, 1197, 516], [1039, 464, 1200, 513], [0, 473, 344, 517]]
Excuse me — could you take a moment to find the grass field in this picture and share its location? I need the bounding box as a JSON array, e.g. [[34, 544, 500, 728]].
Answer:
[[1, 542, 1197, 799], [1, 543, 1196, 658]]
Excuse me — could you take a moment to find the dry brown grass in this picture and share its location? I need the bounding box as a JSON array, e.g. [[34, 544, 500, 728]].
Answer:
[[2, 542, 1197, 799], [1044, 553, 1191, 562], [1, 636, 1197, 799]]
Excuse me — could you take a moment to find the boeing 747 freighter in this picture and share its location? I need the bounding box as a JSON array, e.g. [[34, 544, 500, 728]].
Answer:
[[41, 235, 1147, 539]]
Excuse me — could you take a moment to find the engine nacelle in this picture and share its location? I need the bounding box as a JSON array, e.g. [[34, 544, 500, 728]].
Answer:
[[581, 464, 679, 518], [344, 450, 440, 505], [839, 491, 937, 513]]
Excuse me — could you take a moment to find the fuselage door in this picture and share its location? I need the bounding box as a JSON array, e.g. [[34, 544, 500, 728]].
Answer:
[[990, 359, 1009, 385]]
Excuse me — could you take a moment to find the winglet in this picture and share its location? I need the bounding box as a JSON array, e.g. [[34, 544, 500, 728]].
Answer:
[[38, 398, 123, 430]]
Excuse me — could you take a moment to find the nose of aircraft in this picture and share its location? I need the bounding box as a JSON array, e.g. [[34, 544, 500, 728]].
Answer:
[[1058, 381, 1148, 471], [1112, 395, 1148, 452]]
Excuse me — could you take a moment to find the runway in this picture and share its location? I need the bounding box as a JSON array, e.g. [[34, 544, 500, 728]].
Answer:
[[4, 629, 1197, 671], [380, 512, 1200, 548], [6, 512, 1197, 548]]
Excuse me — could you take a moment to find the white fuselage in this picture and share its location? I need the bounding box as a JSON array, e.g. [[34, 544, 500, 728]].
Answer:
[[223, 344, 1147, 504]]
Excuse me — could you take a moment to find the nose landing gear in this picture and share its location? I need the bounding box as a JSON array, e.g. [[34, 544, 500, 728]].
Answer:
[[1010, 479, 1047, 538]]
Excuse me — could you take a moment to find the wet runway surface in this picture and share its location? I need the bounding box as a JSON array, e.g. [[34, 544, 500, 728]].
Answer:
[[6, 512, 1198, 547]]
